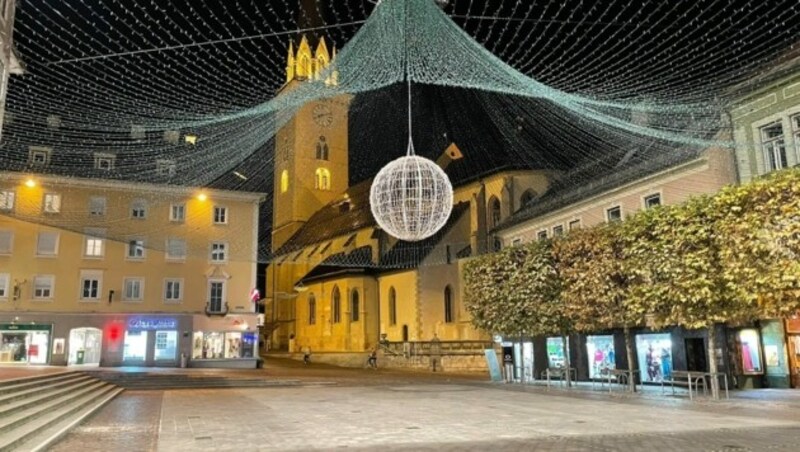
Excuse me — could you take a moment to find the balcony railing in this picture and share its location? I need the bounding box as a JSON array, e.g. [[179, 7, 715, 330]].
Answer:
[[205, 302, 229, 317]]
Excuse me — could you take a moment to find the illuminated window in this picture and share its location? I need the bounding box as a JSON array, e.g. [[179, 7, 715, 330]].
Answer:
[[0, 190, 15, 211], [280, 170, 289, 193], [315, 168, 331, 191], [84, 229, 105, 258], [43, 193, 61, 213]]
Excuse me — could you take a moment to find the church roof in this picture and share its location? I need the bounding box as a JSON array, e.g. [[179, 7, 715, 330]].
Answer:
[[494, 145, 708, 233]]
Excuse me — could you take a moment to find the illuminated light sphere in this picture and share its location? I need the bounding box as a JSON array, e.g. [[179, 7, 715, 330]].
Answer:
[[24, 178, 36, 188], [197, 193, 208, 202], [370, 153, 453, 242]]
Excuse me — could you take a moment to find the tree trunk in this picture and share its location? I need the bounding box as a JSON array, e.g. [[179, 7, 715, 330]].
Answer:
[[562, 335, 571, 388], [707, 325, 720, 400], [623, 325, 636, 393]]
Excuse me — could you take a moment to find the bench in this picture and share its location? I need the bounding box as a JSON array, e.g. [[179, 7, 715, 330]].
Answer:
[[542, 367, 577, 387], [661, 370, 706, 400]]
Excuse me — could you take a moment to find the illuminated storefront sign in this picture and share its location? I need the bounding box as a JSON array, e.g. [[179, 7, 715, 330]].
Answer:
[[127, 318, 177, 331]]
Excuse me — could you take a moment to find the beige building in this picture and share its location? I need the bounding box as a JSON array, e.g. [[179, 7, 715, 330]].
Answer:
[[0, 171, 263, 367]]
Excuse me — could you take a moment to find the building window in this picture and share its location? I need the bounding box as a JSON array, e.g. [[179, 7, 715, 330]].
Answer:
[[512, 238, 522, 247], [488, 196, 501, 229], [606, 206, 622, 223], [93, 153, 115, 171], [33, 275, 54, 299], [315, 168, 331, 191], [210, 242, 227, 263], [568, 219, 581, 230], [644, 193, 662, 209], [351, 290, 360, 322], [156, 159, 177, 178], [80, 270, 102, 301], [388, 287, 397, 326], [43, 193, 61, 213], [280, 170, 289, 193], [213, 206, 228, 224], [0, 190, 15, 211], [0, 230, 13, 255], [444, 285, 454, 323], [164, 279, 183, 302], [131, 199, 147, 219], [308, 294, 317, 325], [123, 278, 144, 302], [316, 136, 329, 160], [552, 225, 564, 236], [0, 273, 8, 300], [170, 203, 186, 222], [208, 280, 225, 312], [89, 197, 106, 216], [332, 286, 341, 324], [537, 230, 548, 241], [28, 147, 52, 165], [36, 231, 59, 256], [761, 122, 787, 172], [166, 238, 187, 261], [128, 239, 145, 259], [84, 230, 105, 258]]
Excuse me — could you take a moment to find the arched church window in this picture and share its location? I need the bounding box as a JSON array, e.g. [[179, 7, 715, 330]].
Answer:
[[444, 285, 454, 323], [351, 290, 360, 322], [488, 196, 501, 229], [388, 287, 397, 326], [308, 294, 316, 325], [280, 170, 289, 193], [315, 168, 331, 191], [316, 136, 329, 161], [332, 286, 341, 324]]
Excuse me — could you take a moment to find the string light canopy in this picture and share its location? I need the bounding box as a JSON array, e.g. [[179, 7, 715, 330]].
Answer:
[[1, 0, 798, 265]]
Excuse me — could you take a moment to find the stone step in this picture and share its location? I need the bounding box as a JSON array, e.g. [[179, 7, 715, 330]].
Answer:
[[0, 384, 123, 452], [0, 376, 100, 419], [0, 374, 94, 407], [0, 372, 82, 395], [0, 380, 110, 436]]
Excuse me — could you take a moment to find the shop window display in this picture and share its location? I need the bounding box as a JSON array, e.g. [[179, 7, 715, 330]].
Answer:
[[123, 330, 148, 361], [586, 335, 616, 379], [0, 327, 51, 364], [636, 333, 672, 383], [192, 331, 258, 359], [546, 337, 569, 368], [738, 329, 763, 374]]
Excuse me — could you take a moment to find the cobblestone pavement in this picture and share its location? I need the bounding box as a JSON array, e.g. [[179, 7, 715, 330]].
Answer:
[[46, 360, 800, 451], [51, 391, 163, 452]]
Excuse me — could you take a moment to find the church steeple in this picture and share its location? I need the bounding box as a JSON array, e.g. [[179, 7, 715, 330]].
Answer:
[[284, 35, 338, 86]]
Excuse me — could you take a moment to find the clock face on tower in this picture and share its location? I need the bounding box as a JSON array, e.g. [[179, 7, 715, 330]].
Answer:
[[312, 103, 334, 128]]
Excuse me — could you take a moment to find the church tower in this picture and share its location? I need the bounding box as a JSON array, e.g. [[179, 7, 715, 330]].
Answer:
[[272, 34, 351, 251]]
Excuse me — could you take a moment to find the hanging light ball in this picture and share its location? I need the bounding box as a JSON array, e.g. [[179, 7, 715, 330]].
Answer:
[[370, 153, 454, 242]]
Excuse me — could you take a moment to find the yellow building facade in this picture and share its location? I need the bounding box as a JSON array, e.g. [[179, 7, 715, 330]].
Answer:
[[0, 172, 263, 367], [265, 37, 557, 362]]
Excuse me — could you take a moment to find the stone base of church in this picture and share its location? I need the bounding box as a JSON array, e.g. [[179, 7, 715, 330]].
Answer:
[[381, 354, 488, 373]]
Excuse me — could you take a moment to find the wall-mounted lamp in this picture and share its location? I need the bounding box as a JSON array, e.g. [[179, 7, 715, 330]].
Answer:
[[108, 289, 115, 304]]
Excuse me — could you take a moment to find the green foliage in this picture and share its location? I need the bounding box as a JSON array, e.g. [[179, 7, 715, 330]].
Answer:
[[463, 167, 800, 337], [463, 240, 562, 337]]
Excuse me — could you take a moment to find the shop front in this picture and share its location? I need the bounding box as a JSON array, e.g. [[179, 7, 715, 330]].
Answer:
[[191, 314, 260, 368], [586, 335, 616, 380], [0, 323, 51, 364], [786, 318, 800, 388], [635, 332, 673, 384], [68, 327, 103, 366], [123, 317, 180, 366]]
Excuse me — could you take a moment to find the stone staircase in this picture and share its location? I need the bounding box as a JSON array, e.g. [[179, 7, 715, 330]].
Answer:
[[0, 371, 123, 451], [88, 371, 303, 390]]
